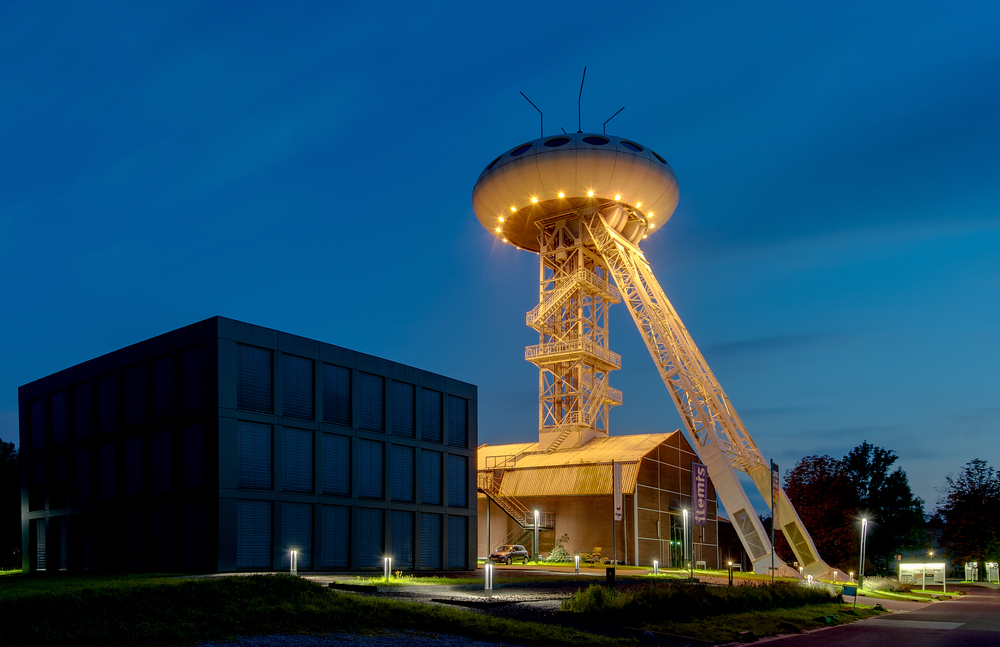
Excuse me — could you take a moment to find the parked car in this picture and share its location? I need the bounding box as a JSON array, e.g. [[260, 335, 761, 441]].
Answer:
[[490, 544, 530, 565]]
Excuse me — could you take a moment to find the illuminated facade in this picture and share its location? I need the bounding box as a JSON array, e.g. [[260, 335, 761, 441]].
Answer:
[[18, 317, 477, 573], [478, 432, 722, 568]]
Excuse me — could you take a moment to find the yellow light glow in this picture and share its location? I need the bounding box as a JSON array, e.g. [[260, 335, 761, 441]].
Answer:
[[531, 196, 538, 203], [649, 223, 655, 228], [636, 202, 641, 207], [495, 227, 501, 232], [511, 206, 517, 212], [503, 238, 508, 243], [614, 194, 621, 201], [587, 190, 594, 197], [558, 192, 565, 198], [498, 216, 504, 223]]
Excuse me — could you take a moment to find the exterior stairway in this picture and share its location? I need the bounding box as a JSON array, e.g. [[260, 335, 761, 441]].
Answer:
[[478, 456, 554, 541]]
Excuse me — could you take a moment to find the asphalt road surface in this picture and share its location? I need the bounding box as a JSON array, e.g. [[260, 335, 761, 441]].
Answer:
[[764, 585, 1000, 647]]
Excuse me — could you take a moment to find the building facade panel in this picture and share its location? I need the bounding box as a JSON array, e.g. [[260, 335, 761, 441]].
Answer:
[[20, 316, 477, 573]]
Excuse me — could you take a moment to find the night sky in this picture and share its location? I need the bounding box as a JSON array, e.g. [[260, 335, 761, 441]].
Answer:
[[3, 2, 998, 516]]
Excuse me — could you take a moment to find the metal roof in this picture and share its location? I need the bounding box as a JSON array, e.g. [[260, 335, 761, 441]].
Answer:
[[478, 432, 677, 497]]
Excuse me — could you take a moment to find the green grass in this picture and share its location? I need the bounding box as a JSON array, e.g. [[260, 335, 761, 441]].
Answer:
[[645, 603, 884, 643], [562, 581, 883, 643], [563, 580, 841, 619], [0, 574, 634, 647]]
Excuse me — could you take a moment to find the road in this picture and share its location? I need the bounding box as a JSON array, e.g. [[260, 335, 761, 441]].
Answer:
[[765, 585, 1000, 647]]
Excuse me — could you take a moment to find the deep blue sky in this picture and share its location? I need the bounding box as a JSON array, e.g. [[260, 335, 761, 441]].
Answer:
[[3, 2, 998, 516]]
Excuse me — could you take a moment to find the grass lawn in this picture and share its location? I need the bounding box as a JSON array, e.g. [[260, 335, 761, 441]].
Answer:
[[0, 573, 632, 647], [644, 603, 884, 643]]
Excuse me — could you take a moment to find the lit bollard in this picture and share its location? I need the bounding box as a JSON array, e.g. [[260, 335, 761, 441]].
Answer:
[[849, 571, 854, 583], [290, 550, 297, 574], [383, 557, 392, 580], [833, 571, 838, 583], [807, 574, 813, 585], [484, 563, 493, 591], [728, 561, 734, 586], [574, 555, 580, 575], [653, 560, 659, 576]]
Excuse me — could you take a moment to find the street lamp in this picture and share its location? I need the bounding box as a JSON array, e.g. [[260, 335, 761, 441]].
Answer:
[[533, 509, 540, 563], [682, 509, 691, 579], [859, 518, 869, 590]]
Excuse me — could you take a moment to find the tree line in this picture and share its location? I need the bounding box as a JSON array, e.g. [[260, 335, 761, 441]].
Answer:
[[779, 441, 1000, 578]]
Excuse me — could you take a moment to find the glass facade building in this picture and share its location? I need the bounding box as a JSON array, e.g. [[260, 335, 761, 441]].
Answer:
[[18, 317, 477, 573]]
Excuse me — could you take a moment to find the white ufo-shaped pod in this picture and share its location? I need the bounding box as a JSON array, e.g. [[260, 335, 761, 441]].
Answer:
[[472, 133, 679, 252]]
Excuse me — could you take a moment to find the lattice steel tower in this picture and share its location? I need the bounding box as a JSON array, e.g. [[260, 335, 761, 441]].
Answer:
[[472, 131, 840, 579]]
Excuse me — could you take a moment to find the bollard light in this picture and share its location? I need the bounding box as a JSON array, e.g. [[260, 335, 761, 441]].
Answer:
[[653, 560, 659, 576], [484, 563, 493, 591], [849, 571, 854, 583], [383, 556, 392, 580], [807, 574, 813, 584], [290, 550, 298, 574], [574, 555, 581, 575], [833, 571, 838, 583]]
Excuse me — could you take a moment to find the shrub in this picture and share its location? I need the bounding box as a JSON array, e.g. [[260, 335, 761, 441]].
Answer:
[[563, 581, 840, 622], [862, 575, 912, 592]]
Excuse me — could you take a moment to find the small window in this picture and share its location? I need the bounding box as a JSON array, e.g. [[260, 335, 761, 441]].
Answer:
[[392, 382, 415, 438], [511, 143, 532, 156], [422, 389, 443, 444], [544, 137, 570, 147], [359, 439, 383, 499], [621, 140, 643, 152], [651, 150, 667, 164], [237, 345, 272, 413], [359, 373, 384, 432], [282, 354, 314, 420], [323, 364, 351, 426], [237, 421, 272, 490], [582, 136, 609, 146]]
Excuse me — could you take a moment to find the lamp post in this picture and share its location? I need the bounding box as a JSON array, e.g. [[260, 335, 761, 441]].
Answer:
[[682, 509, 691, 579], [533, 509, 540, 563], [858, 518, 869, 590]]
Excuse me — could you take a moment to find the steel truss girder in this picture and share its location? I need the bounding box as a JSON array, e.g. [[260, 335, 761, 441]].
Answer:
[[584, 205, 832, 577], [529, 214, 620, 452]]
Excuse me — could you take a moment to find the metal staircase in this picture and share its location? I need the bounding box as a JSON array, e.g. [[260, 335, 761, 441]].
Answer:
[[478, 456, 554, 547], [526, 267, 621, 328], [541, 374, 621, 453]]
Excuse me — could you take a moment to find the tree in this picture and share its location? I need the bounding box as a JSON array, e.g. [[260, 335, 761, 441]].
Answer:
[[782, 454, 857, 569], [0, 441, 19, 570], [840, 441, 926, 572], [783, 441, 925, 574], [934, 459, 1000, 577]]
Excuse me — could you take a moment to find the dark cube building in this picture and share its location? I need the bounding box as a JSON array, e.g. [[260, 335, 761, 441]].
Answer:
[[18, 317, 477, 573]]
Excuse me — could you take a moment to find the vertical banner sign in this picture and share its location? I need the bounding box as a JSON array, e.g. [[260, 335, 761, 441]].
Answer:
[[613, 461, 623, 521], [771, 461, 780, 526], [692, 462, 708, 525]]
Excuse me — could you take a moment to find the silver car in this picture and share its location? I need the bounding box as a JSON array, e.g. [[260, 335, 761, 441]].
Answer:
[[490, 544, 529, 565]]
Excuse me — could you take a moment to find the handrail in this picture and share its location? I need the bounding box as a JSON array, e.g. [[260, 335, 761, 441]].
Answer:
[[525, 338, 622, 369], [526, 268, 622, 326]]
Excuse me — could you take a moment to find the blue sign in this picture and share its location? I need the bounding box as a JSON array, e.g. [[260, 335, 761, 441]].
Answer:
[[843, 586, 857, 597], [692, 462, 708, 525]]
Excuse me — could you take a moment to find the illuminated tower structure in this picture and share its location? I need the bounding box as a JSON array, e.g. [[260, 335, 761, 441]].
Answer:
[[473, 132, 838, 578]]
